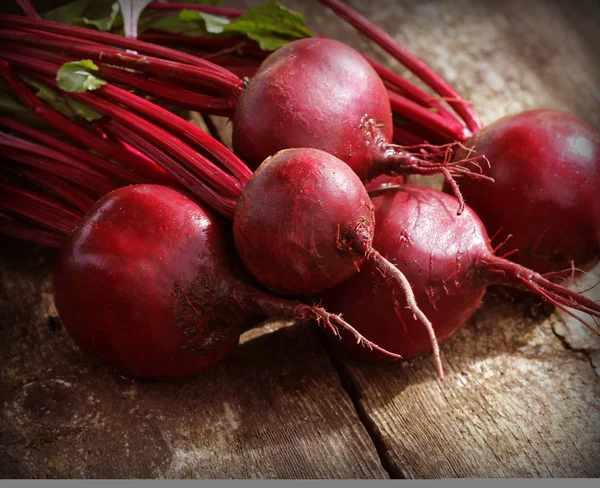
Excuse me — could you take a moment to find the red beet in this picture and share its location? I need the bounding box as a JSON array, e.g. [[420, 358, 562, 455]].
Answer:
[[232, 38, 481, 203], [450, 110, 600, 275], [55, 184, 398, 379], [321, 184, 600, 362], [233, 38, 391, 177], [233, 148, 372, 296]]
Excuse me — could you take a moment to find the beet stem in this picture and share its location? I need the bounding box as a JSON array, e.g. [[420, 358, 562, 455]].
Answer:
[[96, 83, 252, 185], [0, 13, 238, 70], [367, 57, 461, 125], [1, 55, 244, 212], [0, 182, 82, 235], [0, 218, 63, 247], [1, 40, 236, 117], [318, 0, 482, 132], [34, 72, 244, 201], [0, 28, 243, 96], [7, 165, 95, 214], [0, 41, 249, 184], [102, 119, 237, 218], [1, 131, 117, 196], [15, 0, 40, 19], [0, 116, 140, 185], [387, 90, 468, 142], [392, 125, 428, 146], [0, 60, 174, 185]]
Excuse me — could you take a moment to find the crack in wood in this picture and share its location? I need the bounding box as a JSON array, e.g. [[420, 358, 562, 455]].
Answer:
[[550, 321, 598, 376], [318, 333, 401, 479]]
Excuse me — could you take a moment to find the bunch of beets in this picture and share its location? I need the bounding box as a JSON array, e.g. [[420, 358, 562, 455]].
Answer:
[[0, 0, 598, 381]]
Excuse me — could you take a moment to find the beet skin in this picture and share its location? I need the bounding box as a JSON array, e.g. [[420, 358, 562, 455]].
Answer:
[[55, 185, 247, 379]]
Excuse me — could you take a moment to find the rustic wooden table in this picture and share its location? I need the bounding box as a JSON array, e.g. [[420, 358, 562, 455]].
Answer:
[[1, 0, 599, 479]]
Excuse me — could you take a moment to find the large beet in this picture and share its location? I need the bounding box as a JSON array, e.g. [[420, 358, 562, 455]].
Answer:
[[321, 185, 600, 363]]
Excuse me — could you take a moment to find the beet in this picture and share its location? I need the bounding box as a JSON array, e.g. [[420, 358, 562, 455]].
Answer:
[[55, 184, 399, 379], [450, 109, 600, 275], [321, 184, 600, 362], [232, 38, 481, 204], [233, 148, 372, 296], [55, 185, 246, 379], [233, 38, 391, 177]]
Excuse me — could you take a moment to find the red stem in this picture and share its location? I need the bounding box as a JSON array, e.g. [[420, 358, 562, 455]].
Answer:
[[2, 150, 113, 200], [387, 90, 465, 143], [15, 0, 40, 19], [0, 116, 140, 185], [391, 125, 428, 146], [367, 57, 461, 124], [96, 83, 252, 185], [0, 13, 238, 71], [0, 41, 236, 117], [0, 218, 64, 247], [0, 28, 243, 97], [98, 64, 235, 116], [318, 0, 483, 133], [2, 38, 247, 182], [0, 131, 117, 196], [0, 182, 82, 235], [0, 59, 174, 185], [140, 32, 268, 59], [7, 165, 96, 214], [101, 118, 237, 219], [49, 80, 245, 201]]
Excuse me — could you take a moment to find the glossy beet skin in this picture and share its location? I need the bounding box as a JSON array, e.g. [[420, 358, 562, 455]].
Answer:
[[233, 148, 372, 296], [232, 38, 393, 179], [55, 185, 249, 380], [321, 185, 600, 362], [452, 110, 600, 274], [321, 185, 488, 361]]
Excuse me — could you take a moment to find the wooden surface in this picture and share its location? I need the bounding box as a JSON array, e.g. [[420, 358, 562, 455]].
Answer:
[[1, 0, 600, 479]]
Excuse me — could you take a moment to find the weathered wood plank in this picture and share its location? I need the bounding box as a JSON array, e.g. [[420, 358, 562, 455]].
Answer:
[[331, 290, 600, 478], [0, 239, 387, 479]]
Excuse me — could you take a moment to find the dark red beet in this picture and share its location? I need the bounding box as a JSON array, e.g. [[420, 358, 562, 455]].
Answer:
[[232, 38, 482, 203], [55, 185, 247, 379], [451, 110, 600, 274], [233, 38, 391, 178], [321, 184, 600, 363], [233, 148, 372, 296], [55, 184, 399, 379]]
